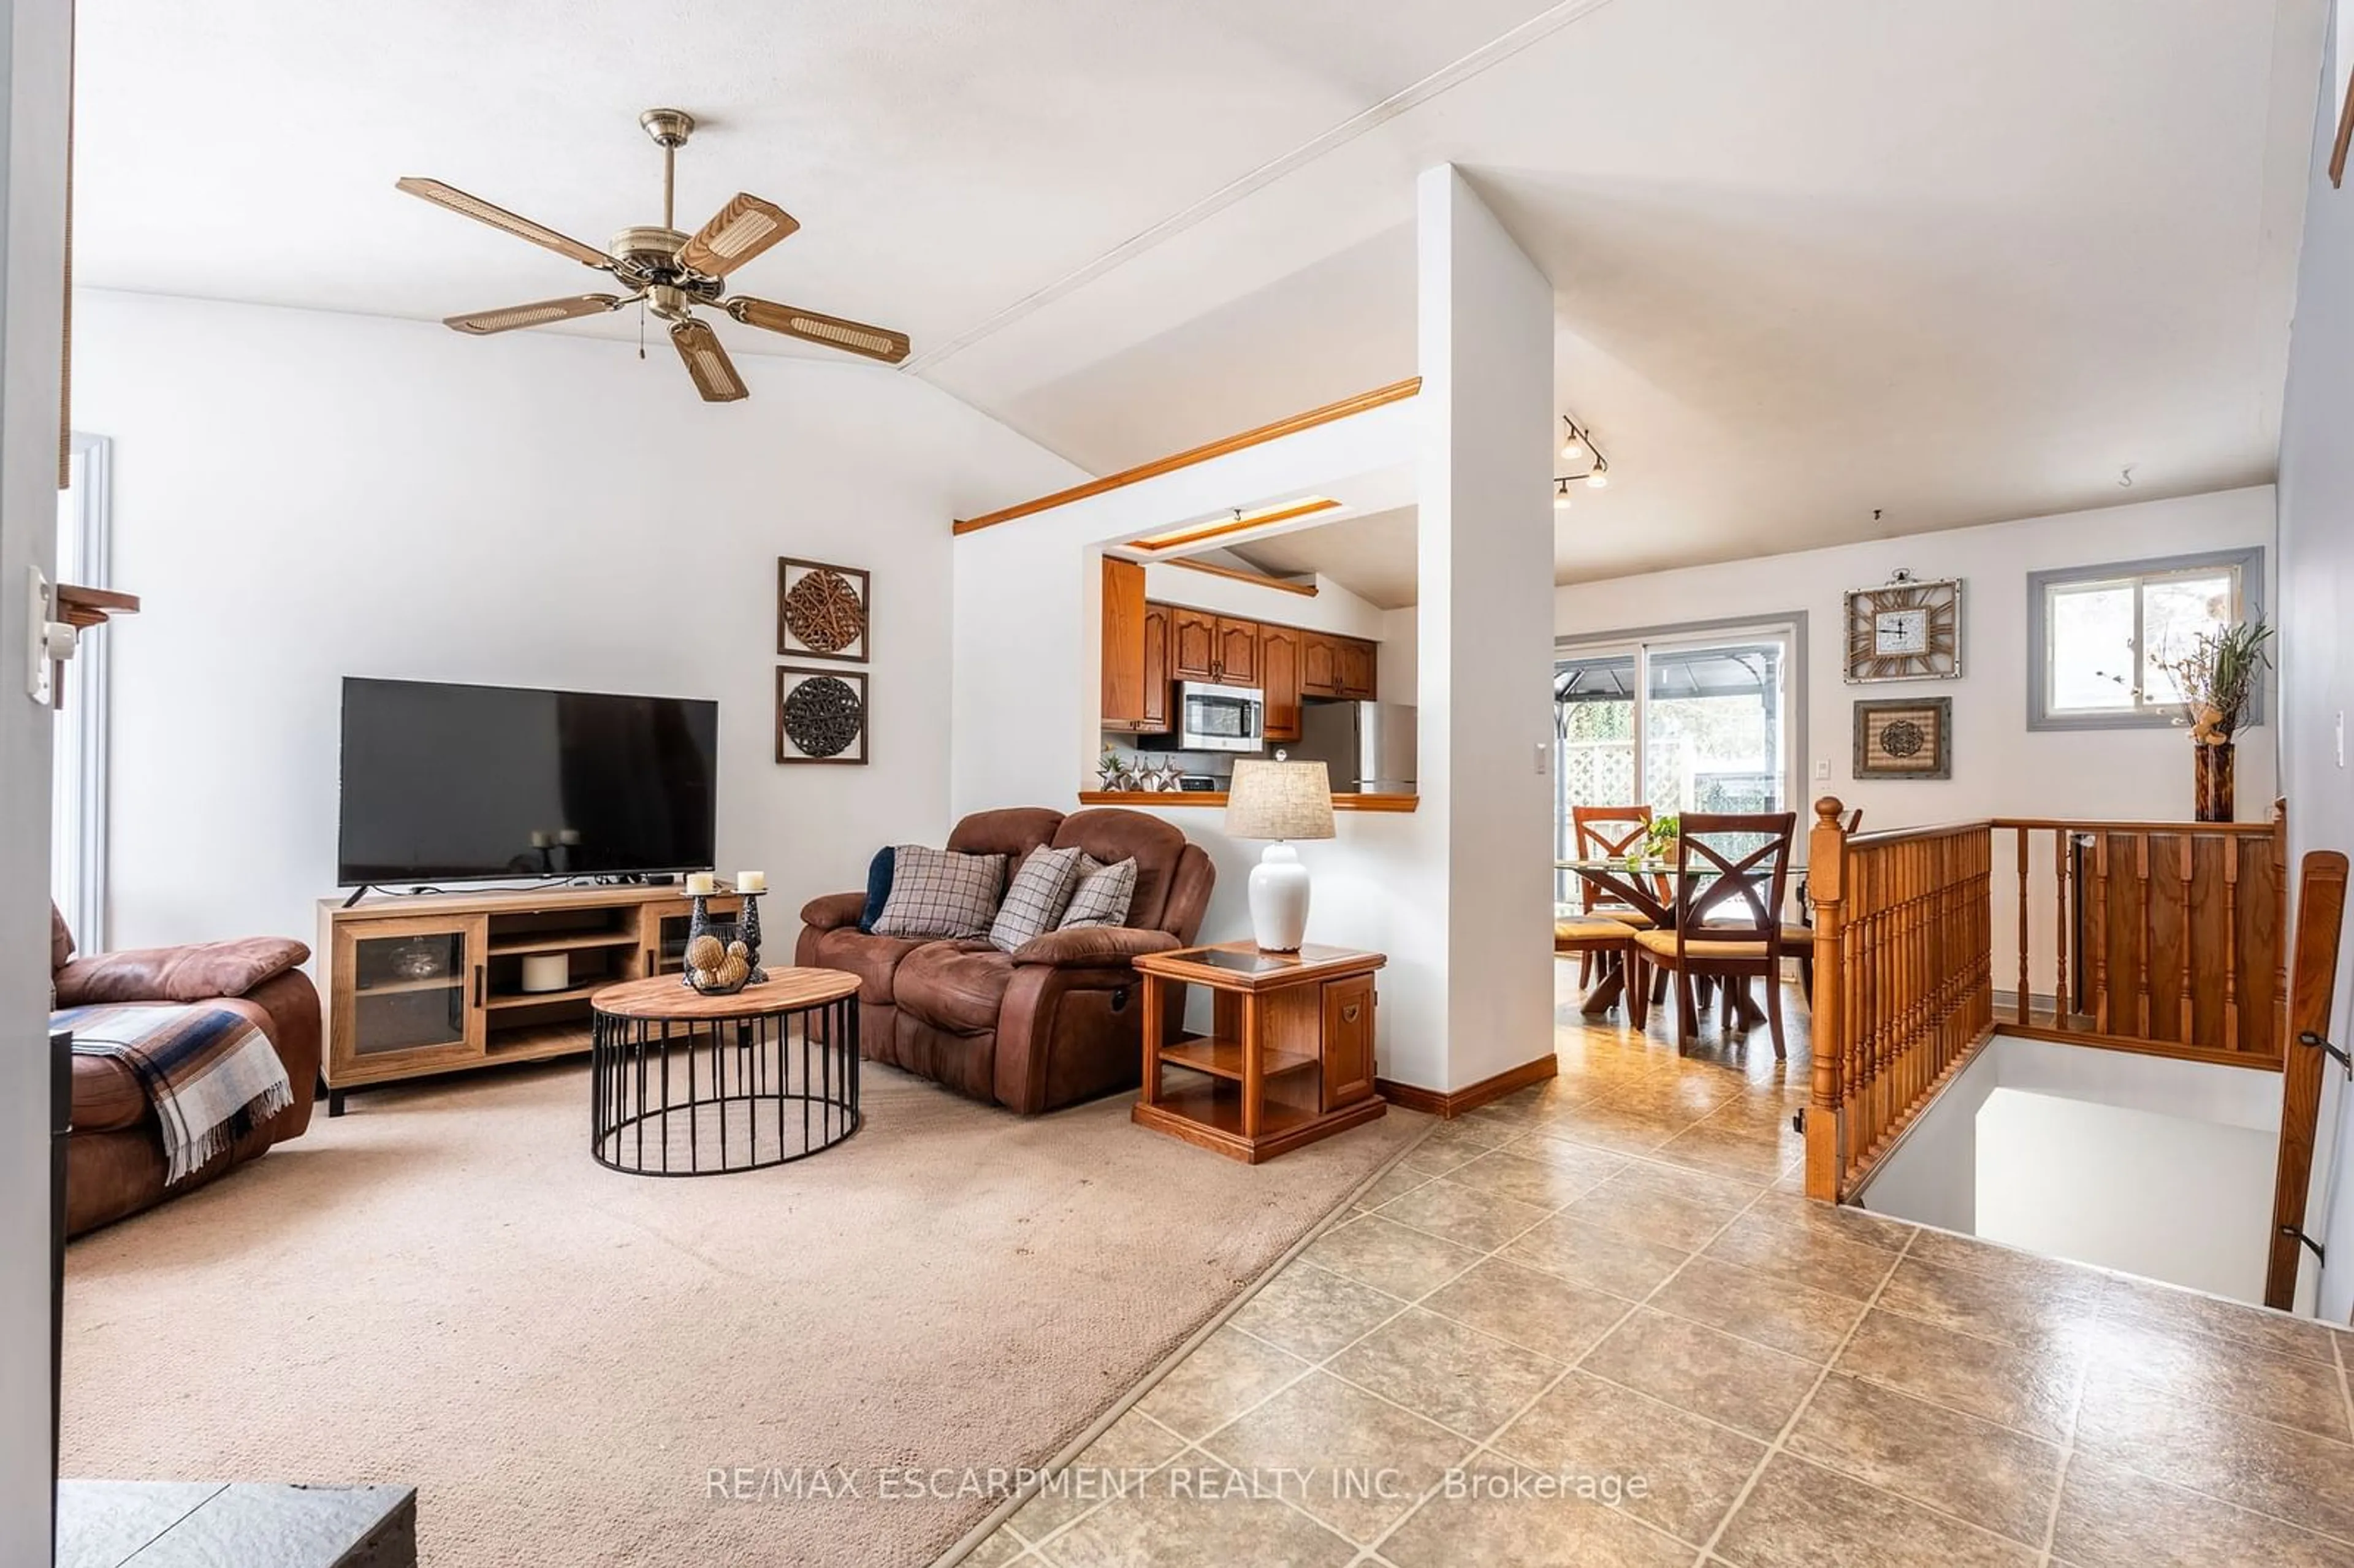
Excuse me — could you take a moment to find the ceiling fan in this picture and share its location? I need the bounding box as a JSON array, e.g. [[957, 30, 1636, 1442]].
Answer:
[[398, 108, 910, 402]]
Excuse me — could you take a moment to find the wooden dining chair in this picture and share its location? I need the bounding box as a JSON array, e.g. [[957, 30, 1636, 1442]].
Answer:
[[1631, 811, 1798, 1056], [1570, 804, 1660, 986], [1554, 907, 1647, 1027]]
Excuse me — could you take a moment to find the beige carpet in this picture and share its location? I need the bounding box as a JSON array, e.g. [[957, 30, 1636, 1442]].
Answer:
[[61, 1057, 1425, 1567]]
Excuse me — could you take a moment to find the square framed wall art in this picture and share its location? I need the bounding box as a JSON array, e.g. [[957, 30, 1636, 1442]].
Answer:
[[777, 666, 869, 766], [1853, 697, 1951, 781], [777, 558, 871, 663]]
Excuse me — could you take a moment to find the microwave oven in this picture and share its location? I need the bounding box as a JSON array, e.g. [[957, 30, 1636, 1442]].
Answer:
[[1176, 682, 1265, 753]]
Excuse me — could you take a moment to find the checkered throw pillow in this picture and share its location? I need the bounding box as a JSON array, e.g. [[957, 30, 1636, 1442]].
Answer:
[[988, 845, 1089, 953], [871, 845, 1008, 940], [1056, 854, 1139, 930]]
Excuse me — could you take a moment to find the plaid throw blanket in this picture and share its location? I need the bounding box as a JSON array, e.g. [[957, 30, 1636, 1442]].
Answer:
[[57, 1002, 293, 1184]]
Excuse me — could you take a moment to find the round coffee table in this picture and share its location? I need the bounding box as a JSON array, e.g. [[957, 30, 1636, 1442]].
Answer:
[[588, 969, 861, 1176]]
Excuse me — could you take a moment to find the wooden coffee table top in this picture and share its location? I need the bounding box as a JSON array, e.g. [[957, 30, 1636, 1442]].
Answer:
[[590, 969, 859, 1019]]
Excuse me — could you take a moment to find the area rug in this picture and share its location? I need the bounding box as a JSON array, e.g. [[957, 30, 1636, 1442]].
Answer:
[[61, 1057, 1425, 1567]]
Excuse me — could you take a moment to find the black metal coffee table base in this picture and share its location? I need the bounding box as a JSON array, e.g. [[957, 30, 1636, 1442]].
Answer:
[[588, 973, 861, 1177]]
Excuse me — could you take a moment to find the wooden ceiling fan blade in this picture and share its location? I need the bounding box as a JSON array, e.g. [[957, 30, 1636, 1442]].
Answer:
[[396, 177, 610, 269], [725, 297, 910, 363], [671, 318, 748, 402], [677, 193, 799, 277], [443, 293, 631, 336]]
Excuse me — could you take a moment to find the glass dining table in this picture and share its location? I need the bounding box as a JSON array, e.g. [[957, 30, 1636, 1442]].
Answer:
[[1554, 855, 1810, 1026]]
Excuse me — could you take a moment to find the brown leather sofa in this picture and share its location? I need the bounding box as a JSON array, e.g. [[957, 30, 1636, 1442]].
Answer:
[[52, 907, 322, 1236], [796, 807, 1214, 1112]]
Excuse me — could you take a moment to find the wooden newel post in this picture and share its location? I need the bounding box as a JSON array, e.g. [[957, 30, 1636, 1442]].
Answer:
[[1805, 797, 1849, 1201]]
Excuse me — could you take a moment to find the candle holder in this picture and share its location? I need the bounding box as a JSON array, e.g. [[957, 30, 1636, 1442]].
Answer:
[[682, 894, 748, 994], [740, 892, 768, 983]]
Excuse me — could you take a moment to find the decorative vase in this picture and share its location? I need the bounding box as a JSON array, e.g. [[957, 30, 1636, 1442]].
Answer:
[[2194, 742, 2236, 824]]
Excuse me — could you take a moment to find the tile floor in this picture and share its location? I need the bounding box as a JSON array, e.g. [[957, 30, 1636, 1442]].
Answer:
[[961, 977, 2354, 1567]]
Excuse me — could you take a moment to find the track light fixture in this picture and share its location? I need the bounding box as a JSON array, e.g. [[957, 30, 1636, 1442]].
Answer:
[[1554, 415, 1610, 497]]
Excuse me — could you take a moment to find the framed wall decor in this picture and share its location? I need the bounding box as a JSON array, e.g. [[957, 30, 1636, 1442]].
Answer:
[[1843, 572, 1962, 682], [1853, 697, 1951, 781], [778, 558, 871, 663], [777, 666, 869, 765]]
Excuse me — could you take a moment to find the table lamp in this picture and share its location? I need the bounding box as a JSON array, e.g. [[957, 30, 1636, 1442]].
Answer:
[[1225, 758, 1337, 952]]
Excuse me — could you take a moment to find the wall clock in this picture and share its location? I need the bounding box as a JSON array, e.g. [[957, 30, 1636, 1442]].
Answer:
[[1843, 571, 1962, 682]]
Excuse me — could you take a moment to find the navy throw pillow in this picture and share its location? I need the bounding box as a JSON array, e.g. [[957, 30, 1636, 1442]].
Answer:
[[858, 847, 896, 934]]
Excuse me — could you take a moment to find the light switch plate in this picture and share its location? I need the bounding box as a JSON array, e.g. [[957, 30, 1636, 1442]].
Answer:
[[1814, 758, 1832, 780], [1534, 741, 1548, 776]]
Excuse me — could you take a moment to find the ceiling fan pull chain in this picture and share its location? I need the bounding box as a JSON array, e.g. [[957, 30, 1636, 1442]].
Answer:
[[638, 299, 647, 360]]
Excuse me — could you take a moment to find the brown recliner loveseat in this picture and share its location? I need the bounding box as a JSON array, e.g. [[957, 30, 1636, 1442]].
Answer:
[[795, 807, 1214, 1113], [51, 907, 322, 1236]]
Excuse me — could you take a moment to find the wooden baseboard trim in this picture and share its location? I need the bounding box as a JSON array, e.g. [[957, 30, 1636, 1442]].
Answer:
[[1376, 1053, 1558, 1119]]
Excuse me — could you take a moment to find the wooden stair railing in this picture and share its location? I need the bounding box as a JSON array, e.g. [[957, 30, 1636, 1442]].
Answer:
[[1806, 797, 2307, 1206], [2264, 850, 2350, 1311], [1804, 800, 1994, 1201], [1989, 804, 2287, 1066]]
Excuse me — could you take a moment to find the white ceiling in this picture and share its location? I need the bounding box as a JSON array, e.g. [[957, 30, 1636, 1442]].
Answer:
[[78, 1, 2325, 584], [1228, 506, 1420, 611]]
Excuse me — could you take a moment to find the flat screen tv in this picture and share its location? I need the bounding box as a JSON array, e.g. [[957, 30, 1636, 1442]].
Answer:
[[338, 677, 718, 886]]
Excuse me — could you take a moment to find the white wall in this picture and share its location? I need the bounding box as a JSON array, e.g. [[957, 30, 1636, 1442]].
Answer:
[[1860, 1033, 2285, 1304], [2279, 12, 2354, 1322], [73, 291, 1081, 953], [1976, 1089, 2274, 1303], [0, 0, 72, 1553], [1553, 486, 2281, 827]]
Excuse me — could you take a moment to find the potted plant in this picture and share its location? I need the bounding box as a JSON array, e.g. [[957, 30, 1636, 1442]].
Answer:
[[2156, 617, 2271, 822], [1639, 812, 1681, 866]]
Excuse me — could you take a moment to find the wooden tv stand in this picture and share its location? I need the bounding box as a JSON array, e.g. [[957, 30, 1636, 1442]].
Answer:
[[316, 883, 745, 1115]]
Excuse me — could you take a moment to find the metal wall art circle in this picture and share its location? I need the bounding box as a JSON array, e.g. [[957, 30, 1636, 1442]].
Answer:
[[783, 675, 863, 758]]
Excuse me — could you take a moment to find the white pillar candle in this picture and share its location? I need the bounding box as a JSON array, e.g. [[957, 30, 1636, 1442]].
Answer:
[[684, 872, 717, 896], [736, 871, 767, 894]]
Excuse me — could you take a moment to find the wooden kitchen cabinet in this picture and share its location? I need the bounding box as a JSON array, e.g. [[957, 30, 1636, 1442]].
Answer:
[[1169, 607, 1219, 682], [1140, 603, 1171, 731], [1214, 617, 1260, 687], [1338, 637, 1377, 700], [1100, 557, 1150, 729], [1260, 623, 1301, 742], [1300, 634, 1341, 699]]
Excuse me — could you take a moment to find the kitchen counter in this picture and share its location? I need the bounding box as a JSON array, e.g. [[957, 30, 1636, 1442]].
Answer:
[[1078, 790, 1419, 813]]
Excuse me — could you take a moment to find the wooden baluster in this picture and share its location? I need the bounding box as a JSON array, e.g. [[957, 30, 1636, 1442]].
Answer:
[[2092, 834, 2110, 1035], [2275, 799, 2291, 1056], [1805, 800, 1847, 1201], [2052, 828, 2069, 1029], [2015, 825, 2030, 1025], [2223, 834, 2241, 1052], [2176, 835, 2195, 1047], [2135, 834, 2154, 1039]]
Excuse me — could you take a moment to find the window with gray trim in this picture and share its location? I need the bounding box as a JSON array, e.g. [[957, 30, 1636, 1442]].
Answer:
[[2025, 547, 2264, 731]]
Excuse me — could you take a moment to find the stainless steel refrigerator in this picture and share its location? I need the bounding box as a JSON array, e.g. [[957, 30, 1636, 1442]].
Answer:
[[1290, 701, 1417, 794]]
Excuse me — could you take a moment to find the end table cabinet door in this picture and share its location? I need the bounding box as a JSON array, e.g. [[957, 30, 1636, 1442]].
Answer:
[[1322, 974, 1376, 1110]]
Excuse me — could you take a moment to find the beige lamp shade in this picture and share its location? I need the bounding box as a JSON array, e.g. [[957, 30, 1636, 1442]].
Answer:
[[1226, 759, 1336, 841]]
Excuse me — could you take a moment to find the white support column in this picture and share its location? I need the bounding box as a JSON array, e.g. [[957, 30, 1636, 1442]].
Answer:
[[0, 0, 75, 1558], [1411, 164, 1558, 1092]]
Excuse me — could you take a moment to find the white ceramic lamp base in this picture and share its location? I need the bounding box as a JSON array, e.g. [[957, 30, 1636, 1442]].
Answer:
[[1248, 842, 1312, 952]]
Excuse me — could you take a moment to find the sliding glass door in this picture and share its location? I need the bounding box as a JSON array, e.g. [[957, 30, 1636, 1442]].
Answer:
[[1554, 623, 1797, 893]]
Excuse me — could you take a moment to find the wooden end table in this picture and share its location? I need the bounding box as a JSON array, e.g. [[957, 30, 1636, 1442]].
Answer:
[[1131, 942, 1385, 1164]]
